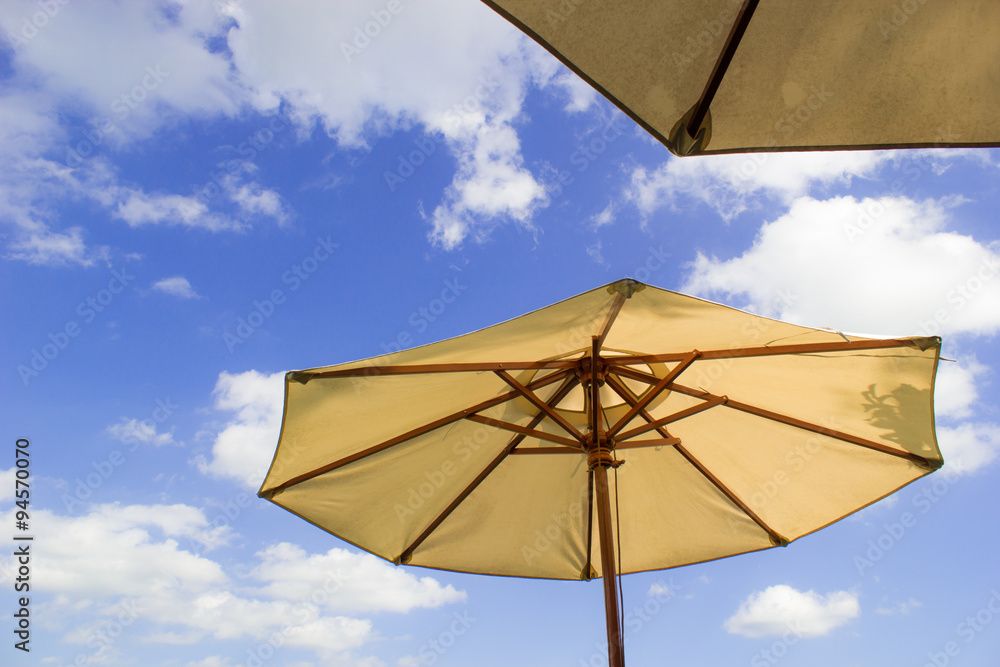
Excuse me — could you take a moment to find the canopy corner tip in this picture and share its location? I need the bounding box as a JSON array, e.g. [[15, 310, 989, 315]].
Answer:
[[287, 371, 311, 385], [609, 279, 646, 298]]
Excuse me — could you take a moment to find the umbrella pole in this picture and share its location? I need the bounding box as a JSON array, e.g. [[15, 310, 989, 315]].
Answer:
[[594, 464, 625, 667], [588, 335, 625, 667]]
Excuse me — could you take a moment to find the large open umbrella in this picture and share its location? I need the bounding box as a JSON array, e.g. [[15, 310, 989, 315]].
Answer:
[[480, 0, 1000, 156], [259, 279, 943, 666]]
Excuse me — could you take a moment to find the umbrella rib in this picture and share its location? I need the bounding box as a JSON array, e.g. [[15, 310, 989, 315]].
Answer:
[[614, 438, 682, 450], [602, 337, 937, 367], [596, 292, 627, 350], [616, 396, 728, 442], [669, 382, 939, 469], [607, 350, 700, 437], [397, 376, 580, 564], [510, 447, 586, 455], [262, 367, 575, 496], [299, 359, 580, 380], [495, 369, 588, 443], [674, 443, 787, 547], [688, 0, 761, 139], [465, 414, 583, 449], [603, 373, 678, 441]]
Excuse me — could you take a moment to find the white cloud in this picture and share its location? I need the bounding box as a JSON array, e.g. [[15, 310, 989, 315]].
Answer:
[[629, 151, 891, 220], [0, 468, 14, 502], [153, 276, 200, 299], [647, 582, 672, 598], [3, 503, 465, 664], [28, 504, 227, 599], [590, 202, 615, 229], [251, 542, 466, 613], [586, 240, 606, 266], [935, 358, 988, 419], [683, 195, 1000, 337], [724, 585, 859, 638], [108, 417, 178, 447], [875, 598, 922, 615], [626, 150, 979, 222], [4, 226, 97, 266], [426, 117, 547, 250], [937, 423, 1000, 476], [0, 0, 567, 262], [185, 658, 235, 667], [112, 188, 239, 231], [0, 1, 242, 133], [0, 1, 254, 260], [196, 370, 285, 489], [222, 0, 552, 249], [551, 70, 599, 113]]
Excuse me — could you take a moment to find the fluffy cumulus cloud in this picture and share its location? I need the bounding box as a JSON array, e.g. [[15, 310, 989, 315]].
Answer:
[[681, 194, 1000, 475], [936, 423, 1000, 476], [628, 151, 893, 221], [251, 542, 465, 614], [724, 585, 859, 638], [196, 369, 285, 489], [0, 503, 465, 665], [0, 1, 248, 264], [934, 357, 988, 419], [218, 0, 550, 249], [0, 0, 554, 263], [626, 149, 980, 222], [682, 195, 1000, 337]]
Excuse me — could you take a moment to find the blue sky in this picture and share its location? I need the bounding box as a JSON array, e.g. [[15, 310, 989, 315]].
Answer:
[[2, 1, 999, 666]]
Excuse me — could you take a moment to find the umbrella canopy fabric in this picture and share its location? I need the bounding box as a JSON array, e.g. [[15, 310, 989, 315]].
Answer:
[[480, 0, 1000, 156], [259, 280, 943, 582]]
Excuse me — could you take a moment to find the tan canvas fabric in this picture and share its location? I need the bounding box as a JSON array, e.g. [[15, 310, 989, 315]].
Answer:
[[260, 281, 943, 580], [482, 0, 1000, 155]]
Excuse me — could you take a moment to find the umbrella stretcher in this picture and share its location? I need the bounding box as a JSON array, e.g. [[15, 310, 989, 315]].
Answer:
[[259, 280, 943, 666]]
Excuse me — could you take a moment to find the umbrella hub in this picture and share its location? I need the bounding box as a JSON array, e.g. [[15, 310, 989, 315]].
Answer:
[[586, 433, 621, 470], [576, 355, 607, 386]]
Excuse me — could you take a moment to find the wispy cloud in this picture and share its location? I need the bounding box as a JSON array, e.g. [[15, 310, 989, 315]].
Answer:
[[152, 276, 200, 299]]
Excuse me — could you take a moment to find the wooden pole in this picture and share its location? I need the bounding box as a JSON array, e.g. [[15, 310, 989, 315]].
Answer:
[[595, 464, 624, 667], [589, 337, 625, 667]]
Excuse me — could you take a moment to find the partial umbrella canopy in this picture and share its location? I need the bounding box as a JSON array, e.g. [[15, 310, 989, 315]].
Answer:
[[480, 0, 1000, 156], [259, 280, 943, 580]]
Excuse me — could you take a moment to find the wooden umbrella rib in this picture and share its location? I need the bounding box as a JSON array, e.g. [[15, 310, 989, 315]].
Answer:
[[596, 292, 627, 350], [603, 373, 677, 441], [397, 376, 580, 564], [590, 337, 602, 437], [465, 414, 583, 449], [264, 368, 575, 495], [610, 365, 659, 386], [669, 382, 937, 468], [616, 395, 728, 442], [687, 0, 761, 138], [674, 443, 787, 546], [607, 350, 700, 437], [303, 359, 580, 379], [614, 438, 682, 450], [510, 447, 586, 455], [495, 369, 588, 443], [602, 337, 934, 367]]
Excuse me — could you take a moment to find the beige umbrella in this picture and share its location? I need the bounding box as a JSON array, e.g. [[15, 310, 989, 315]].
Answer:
[[480, 0, 1000, 156], [259, 279, 943, 666]]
